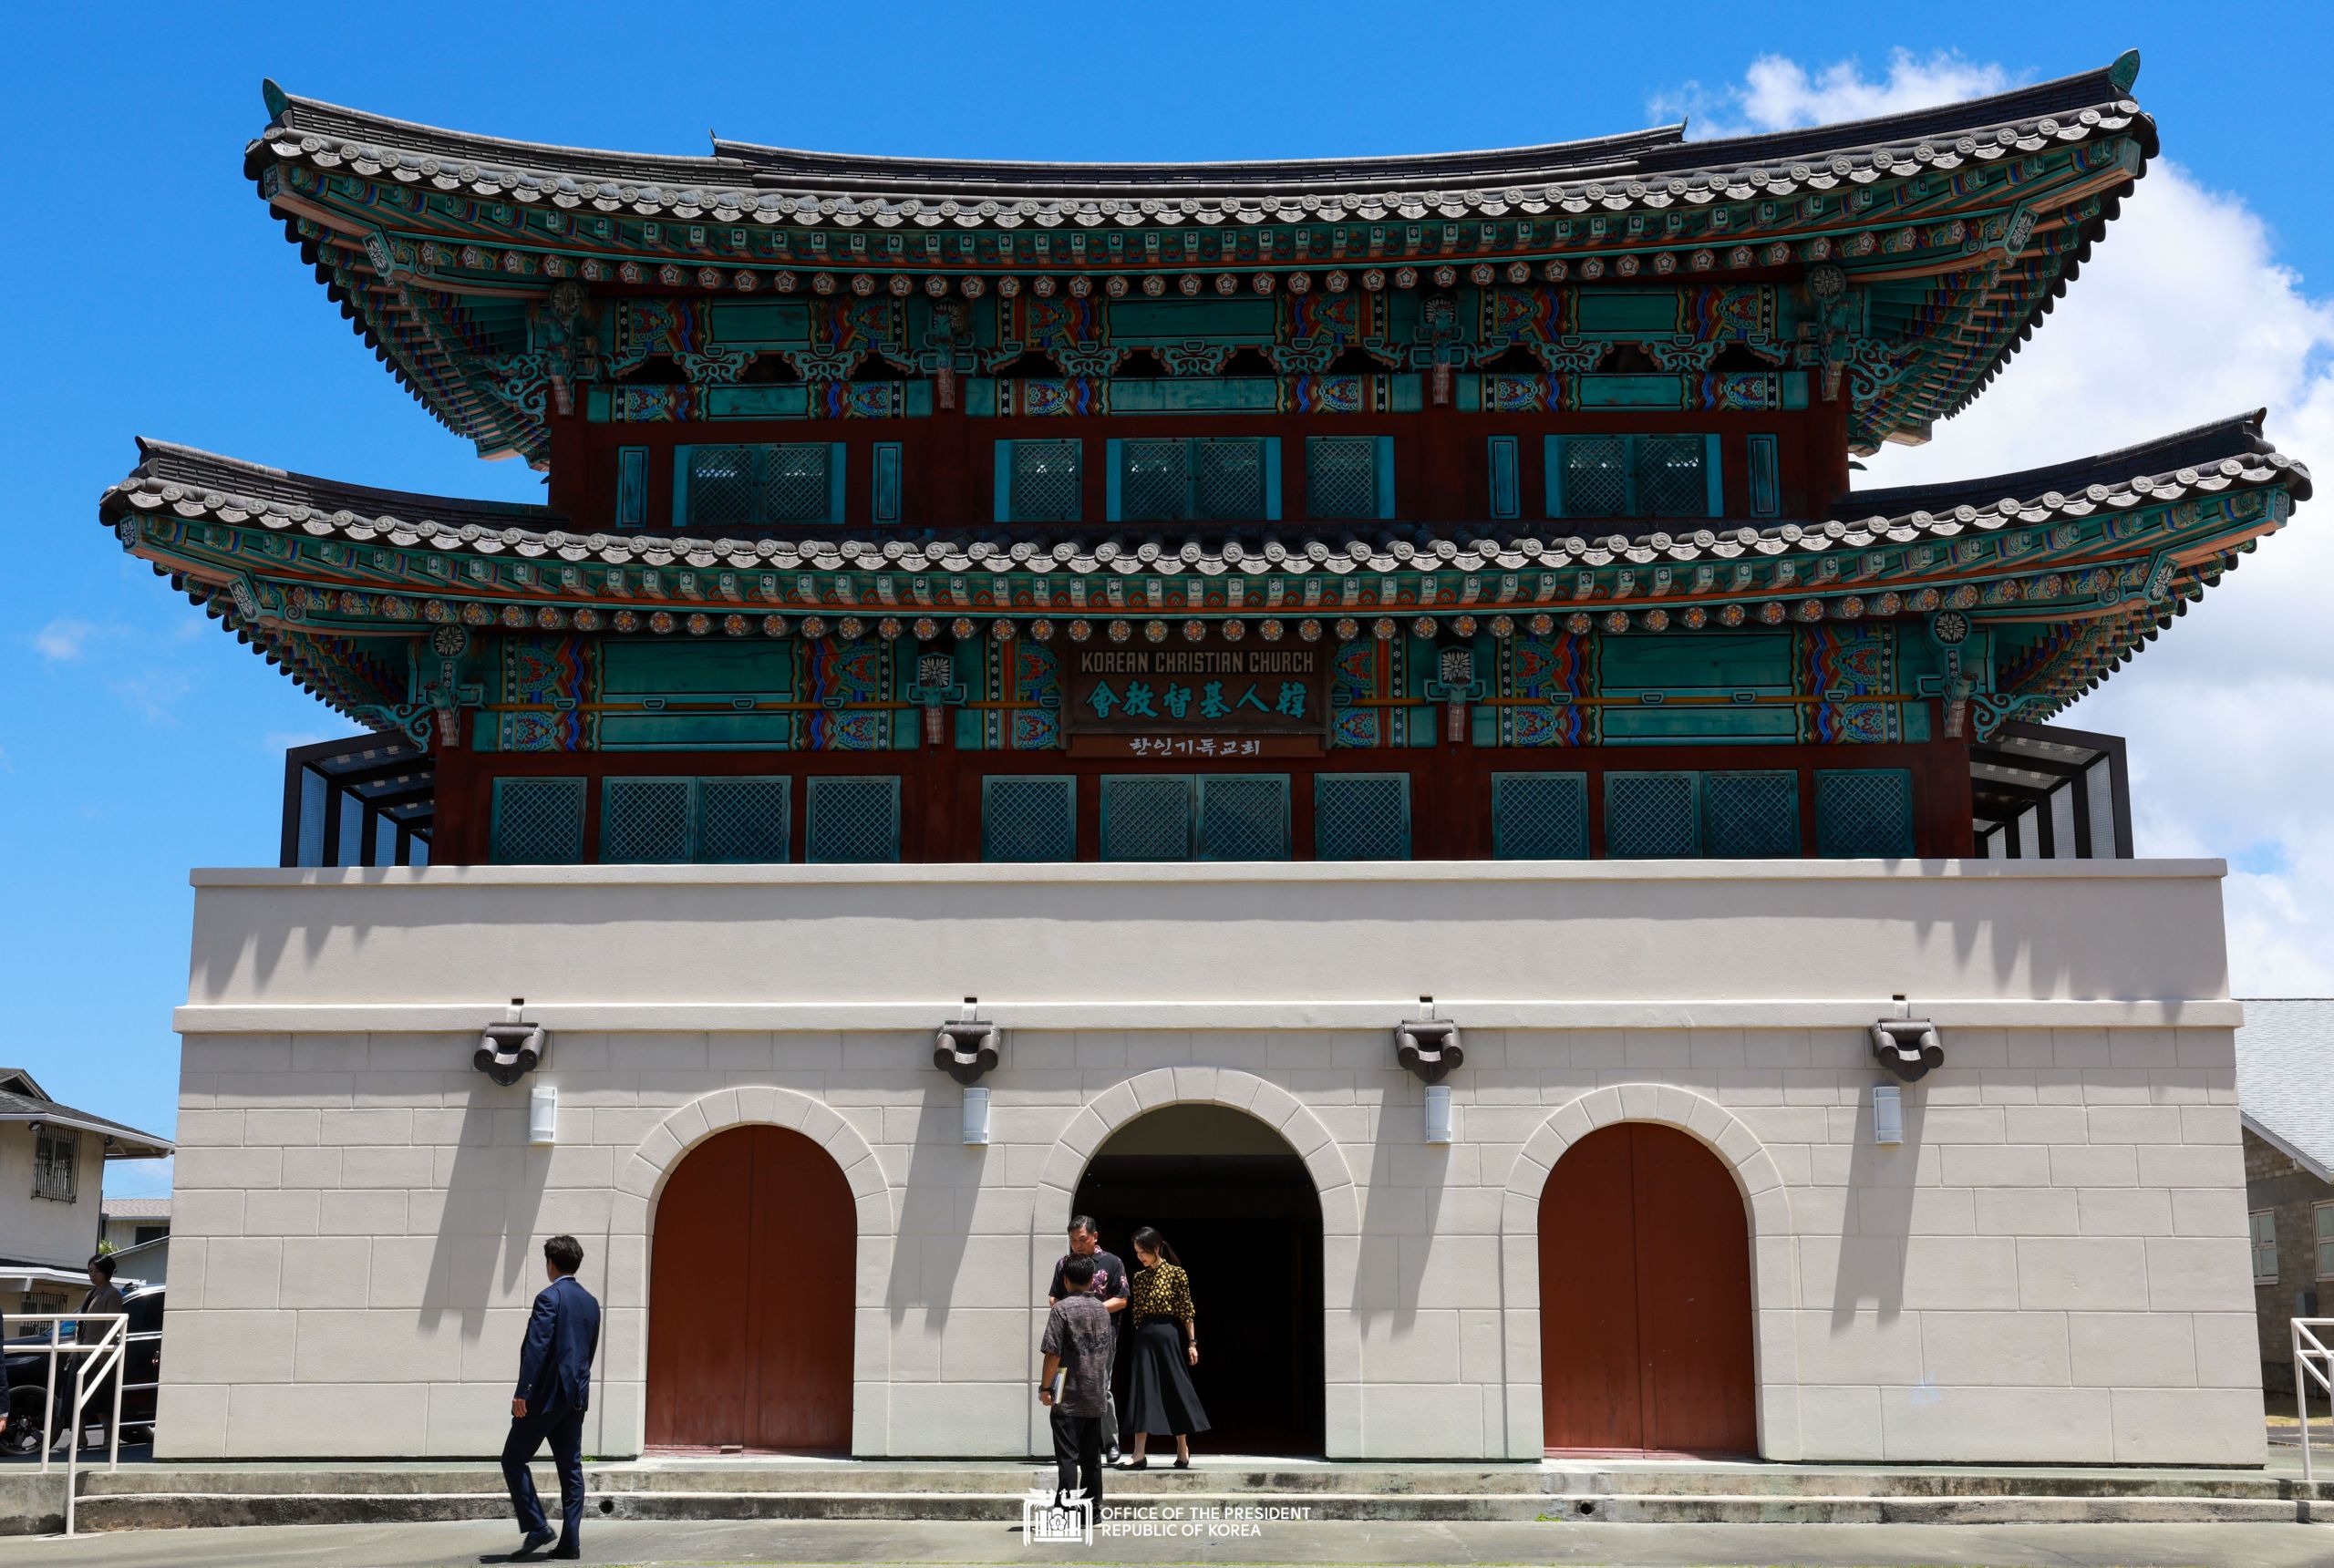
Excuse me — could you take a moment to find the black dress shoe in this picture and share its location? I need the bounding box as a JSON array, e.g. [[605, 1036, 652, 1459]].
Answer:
[[517, 1527, 556, 1555], [549, 1548, 580, 1562]]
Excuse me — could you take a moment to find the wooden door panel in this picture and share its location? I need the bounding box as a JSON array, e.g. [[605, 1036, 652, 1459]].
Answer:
[[646, 1124, 855, 1451], [1538, 1123, 1642, 1449], [1538, 1121, 1756, 1456]]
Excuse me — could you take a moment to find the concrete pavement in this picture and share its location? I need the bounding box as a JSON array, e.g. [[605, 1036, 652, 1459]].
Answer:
[[3, 1519, 2330, 1567]]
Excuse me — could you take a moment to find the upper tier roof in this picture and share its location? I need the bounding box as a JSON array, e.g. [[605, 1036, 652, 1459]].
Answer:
[[248, 57, 2156, 464], [255, 56, 2144, 211]]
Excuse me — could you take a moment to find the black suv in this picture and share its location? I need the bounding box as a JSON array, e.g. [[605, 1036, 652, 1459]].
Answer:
[[2, 1284, 164, 1452]]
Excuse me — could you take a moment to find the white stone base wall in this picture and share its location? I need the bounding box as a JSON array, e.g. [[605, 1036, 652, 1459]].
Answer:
[[158, 1021, 2260, 1465]]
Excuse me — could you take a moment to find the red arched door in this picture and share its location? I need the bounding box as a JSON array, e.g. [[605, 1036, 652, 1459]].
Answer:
[[1538, 1121, 1756, 1455], [646, 1124, 855, 1450]]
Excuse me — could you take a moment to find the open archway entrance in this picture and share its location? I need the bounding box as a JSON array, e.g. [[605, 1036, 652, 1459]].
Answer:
[[646, 1124, 854, 1451], [1070, 1103, 1324, 1456], [1538, 1120, 1757, 1456]]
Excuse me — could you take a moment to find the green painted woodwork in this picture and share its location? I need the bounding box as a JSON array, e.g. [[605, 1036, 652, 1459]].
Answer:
[[982, 776, 1077, 862], [1491, 774, 1590, 860], [1315, 774, 1410, 861]]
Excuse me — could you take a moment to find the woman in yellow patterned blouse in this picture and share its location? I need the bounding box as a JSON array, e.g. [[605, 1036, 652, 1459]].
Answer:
[[1118, 1226, 1210, 1468]]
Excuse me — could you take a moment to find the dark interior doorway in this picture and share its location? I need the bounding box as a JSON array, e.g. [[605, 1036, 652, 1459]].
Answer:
[[1070, 1104, 1325, 1456]]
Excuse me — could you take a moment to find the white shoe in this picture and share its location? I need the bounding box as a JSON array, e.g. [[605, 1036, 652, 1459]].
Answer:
[[48, 1431, 72, 1454]]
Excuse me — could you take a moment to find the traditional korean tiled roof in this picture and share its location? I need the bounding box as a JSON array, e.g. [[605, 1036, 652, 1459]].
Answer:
[[2236, 999, 2334, 1183], [248, 57, 2154, 462], [100, 413, 2304, 737]]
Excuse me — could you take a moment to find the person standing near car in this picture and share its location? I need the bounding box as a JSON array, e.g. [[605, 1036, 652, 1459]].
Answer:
[[1047, 1216, 1128, 1462], [501, 1235, 600, 1561], [48, 1254, 125, 1453]]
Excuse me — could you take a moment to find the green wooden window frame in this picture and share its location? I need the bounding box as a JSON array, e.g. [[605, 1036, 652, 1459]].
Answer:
[[1813, 769, 1916, 858], [1487, 435, 1521, 521], [672, 443, 847, 528], [599, 777, 791, 864], [1604, 772, 1701, 859], [996, 438, 1084, 523], [614, 447, 650, 530], [1315, 774, 1410, 861], [1303, 436, 1394, 521], [1746, 432, 1781, 518], [1544, 433, 1723, 521], [805, 776, 902, 863], [1492, 773, 1590, 860], [491, 777, 587, 865], [1702, 770, 1802, 858], [1106, 437, 1281, 522], [1098, 774, 1291, 861], [982, 776, 1078, 862], [872, 441, 904, 524]]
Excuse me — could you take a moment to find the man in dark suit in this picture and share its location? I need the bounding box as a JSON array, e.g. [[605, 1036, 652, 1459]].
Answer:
[[502, 1234, 601, 1560], [49, 1254, 126, 1453]]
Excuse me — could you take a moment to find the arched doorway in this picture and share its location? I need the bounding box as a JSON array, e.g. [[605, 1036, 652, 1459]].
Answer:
[[646, 1124, 854, 1451], [1538, 1121, 1756, 1455], [1071, 1103, 1324, 1455]]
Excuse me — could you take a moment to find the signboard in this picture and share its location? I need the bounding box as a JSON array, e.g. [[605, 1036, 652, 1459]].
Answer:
[[1060, 636, 1327, 743]]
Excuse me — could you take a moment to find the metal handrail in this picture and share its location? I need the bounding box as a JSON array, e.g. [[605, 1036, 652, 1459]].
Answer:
[[2292, 1317, 2334, 1483], [8, 1312, 128, 1535]]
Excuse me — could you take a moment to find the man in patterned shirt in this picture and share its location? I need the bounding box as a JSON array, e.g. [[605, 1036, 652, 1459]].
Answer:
[[1038, 1254, 1111, 1516]]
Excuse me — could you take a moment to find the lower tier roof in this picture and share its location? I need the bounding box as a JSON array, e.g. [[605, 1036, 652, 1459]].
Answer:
[[101, 414, 2306, 738]]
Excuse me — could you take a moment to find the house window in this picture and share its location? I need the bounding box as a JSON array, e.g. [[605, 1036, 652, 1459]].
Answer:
[[491, 778, 588, 865], [600, 778, 791, 864], [1305, 437, 1392, 521], [1545, 433, 1721, 520], [132, 1225, 168, 1248], [1099, 776, 1289, 861], [2252, 1209, 2279, 1283], [804, 777, 902, 864], [997, 439, 1083, 522], [676, 443, 845, 528], [1109, 438, 1276, 522], [33, 1129, 77, 1202], [2317, 1203, 2334, 1279]]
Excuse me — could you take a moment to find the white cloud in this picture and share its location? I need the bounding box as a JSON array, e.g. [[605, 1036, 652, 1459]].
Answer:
[[1658, 57, 2334, 995], [1655, 50, 2021, 139], [33, 616, 105, 661]]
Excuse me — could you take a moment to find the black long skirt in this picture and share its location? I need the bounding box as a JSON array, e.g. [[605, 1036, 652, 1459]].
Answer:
[[1121, 1318, 1210, 1439]]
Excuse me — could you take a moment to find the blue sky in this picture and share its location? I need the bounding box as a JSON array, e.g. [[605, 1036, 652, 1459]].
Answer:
[[5, 3, 2329, 1196]]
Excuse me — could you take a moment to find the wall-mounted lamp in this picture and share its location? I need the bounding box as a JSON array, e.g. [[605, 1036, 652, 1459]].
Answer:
[[1423, 1083, 1455, 1145], [1869, 996, 1945, 1083], [529, 1084, 559, 1147], [962, 1086, 991, 1147], [1871, 1084, 1904, 1146], [476, 999, 548, 1086], [1394, 996, 1464, 1084], [934, 996, 1002, 1085]]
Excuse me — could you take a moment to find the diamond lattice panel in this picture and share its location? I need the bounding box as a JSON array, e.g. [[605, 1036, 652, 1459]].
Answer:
[[1606, 774, 1699, 859], [491, 778, 586, 865], [1316, 776, 1408, 860], [1702, 772, 1801, 857], [698, 778, 791, 862], [1121, 439, 1191, 522], [602, 779, 694, 863], [1199, 777, 1289, 861], [687, 446, 757, 528], [761, 445, 832, 524], [1196, 438, 1265, 521], [1100, 777, 1192, 861], [805, 778, 900, 863], [1011, 440, 1082, 522], [1561, 437, 1630, 518], [1636, 434, 1708, 518], [1815, 769, 1916, 857], [1492, 774, 1590, 860], [1306, 438, 1378, 520], [984, 777, 1077, 862]]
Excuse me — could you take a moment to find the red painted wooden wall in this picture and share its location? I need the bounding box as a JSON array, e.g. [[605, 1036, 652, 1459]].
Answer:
[[1538, 1121, 1757, 1455], [645, 1124, 856, 1451]]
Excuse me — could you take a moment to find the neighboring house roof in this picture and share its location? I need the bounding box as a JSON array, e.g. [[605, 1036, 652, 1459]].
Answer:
[[2236, 999, 2334, 1182], [102, 1199, 171, 1221], [0, 1076, 172, 1161]]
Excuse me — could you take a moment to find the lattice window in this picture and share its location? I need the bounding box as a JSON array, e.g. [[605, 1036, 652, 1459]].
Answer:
[[699, 778, 790, 862], [1196, 438, 1265, 520], [760, 444, 833, 523], [684, 445, 758, 529], [1814, 769, 1916, 857], [805, 777, 901, 863], [1306, 438, 1379, 520], [1316, 775, 1409, 861], [602, 778, 694, 863], [32, 1130, 76, 1202], [1605, 773, 1699, 859], [685, 444, 837, 527], [1120, 438, 1191, 521], [1558, 436, 1631, 518], [491, 777, 586, 864], [1100, 777, 1193, 861], [1703, 771, 1801, 857], [984, 777, 1077, 862], [1492, 773, 1589, 860], [1009, 439, 1083, 522], [1198, 776, 1289, 861], [1635, 434, 1709, 518]]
